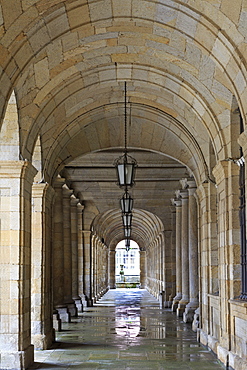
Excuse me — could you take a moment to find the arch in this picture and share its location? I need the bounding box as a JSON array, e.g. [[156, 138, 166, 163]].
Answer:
[[92, 207, 164, 251]]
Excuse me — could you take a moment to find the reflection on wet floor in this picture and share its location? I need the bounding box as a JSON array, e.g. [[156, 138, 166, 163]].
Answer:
[[30, 289, 224, 369]]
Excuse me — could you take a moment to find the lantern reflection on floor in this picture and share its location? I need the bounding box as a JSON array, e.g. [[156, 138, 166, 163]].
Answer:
[[31, 289, 224, 369]]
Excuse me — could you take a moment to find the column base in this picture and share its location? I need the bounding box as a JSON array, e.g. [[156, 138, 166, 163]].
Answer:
[[67, 301, 78, 317], [171, 293, 182, 312], [74, 297, 83, 312], [56, 306, 71, 323], [79, 294, 88, 307], [192, 307, 200, 332], [32, 328, 54, 350], [85, 296, 94, 307], [53, 310, 62, 331], [183, 307, 197, 323], [171, 301, 179, 312], [0, 344, 34, 370], [176, 300, 189, 317]]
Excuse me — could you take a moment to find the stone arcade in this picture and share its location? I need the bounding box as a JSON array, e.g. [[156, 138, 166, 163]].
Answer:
[[0, 1, 247, 369]]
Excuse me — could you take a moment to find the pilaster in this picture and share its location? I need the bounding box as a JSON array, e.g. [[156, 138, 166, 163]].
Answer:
[[0, 161, 37, 369], [31, 183, 55, 349], [212, 160, 240, 351]]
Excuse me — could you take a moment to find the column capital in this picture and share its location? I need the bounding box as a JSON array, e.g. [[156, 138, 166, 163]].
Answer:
[[180, 178, 188, 189], [62, 184, 73, 197], [70, 194, 79, 207], [187, 180, 197, 196], [77, 203, 84, 212], [83, 230, 91, 236], [171, 198, 182, 207], [0, 160, 37, 181], [53, 176, 65, 189], [187, 179, 196, 189], [175, 189, 181, 199], [180, 189, 188, 200], [32, 182, 55, 201]]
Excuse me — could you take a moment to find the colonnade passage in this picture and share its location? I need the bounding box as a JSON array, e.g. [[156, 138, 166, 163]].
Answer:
[[2, 1, 247, 370], [30, 289, 223, 370]]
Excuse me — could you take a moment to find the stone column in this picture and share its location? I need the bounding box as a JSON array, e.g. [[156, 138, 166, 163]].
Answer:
[[177, 188, 189, 317], [83, 230, 93, 306], [62, 185, 77, 317], [53, 178, 70, 323], [70, 195, 82, 312], [171, 197, 182, 312], [77, 204, 87, 306], [109, 250, 116, 289], [91, 234, 97, 303], [183, 180, 199, 323], [0, 161, 37, 369], [140, 249, 146, 288], [31, 183, 55, 350]]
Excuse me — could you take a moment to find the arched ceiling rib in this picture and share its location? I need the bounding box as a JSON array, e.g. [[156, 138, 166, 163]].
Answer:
[[92, 207, 164, 251], [47, 102, 211, 185], [0, 0, 246, 251], [0, 0, 244, 162], [22, 69, 225, 166]]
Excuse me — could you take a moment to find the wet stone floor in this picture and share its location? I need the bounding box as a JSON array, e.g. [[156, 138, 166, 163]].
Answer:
[[30, 289, 224, 370]]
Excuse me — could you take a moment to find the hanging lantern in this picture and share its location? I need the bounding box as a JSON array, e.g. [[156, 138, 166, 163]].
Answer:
[[122, 212, 132, 228], [115, 153, 137, 189], [120, 191, 133, 213], [114, 82, 137, 189], [125, 237, 130, 252], [124, 227, 131, 238]]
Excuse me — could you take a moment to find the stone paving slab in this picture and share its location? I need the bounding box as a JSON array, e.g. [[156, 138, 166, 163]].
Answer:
[[29, 289, 224, 370]]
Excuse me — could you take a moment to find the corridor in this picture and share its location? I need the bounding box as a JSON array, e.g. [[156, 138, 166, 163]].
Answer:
[[30, 289, 223, 370]]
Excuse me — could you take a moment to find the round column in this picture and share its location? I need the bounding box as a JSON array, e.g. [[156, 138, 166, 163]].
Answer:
[[139, 249, 146, 288], [31, 183, 55, 349], [71, 195, 83, 312], [109, 250, 116, 289], [77, 204, 87, 307], [184, 180, 199, 322], [63, 185, 77, 317], [171, 197, 182, 312], [53, 178, 70, 323], [177, 189, 189, 317]]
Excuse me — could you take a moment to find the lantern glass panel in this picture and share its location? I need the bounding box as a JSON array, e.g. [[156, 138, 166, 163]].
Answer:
[[122, 213, 132, 228], [120, 193, 133, 213], [124, 227, 131, 238], [117, 163, 125, 186], [125, 238, 130, 247], [125, 163, 134, 186]]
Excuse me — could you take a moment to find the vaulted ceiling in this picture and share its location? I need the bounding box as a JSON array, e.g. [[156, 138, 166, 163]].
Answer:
[[0, 0, 245, 246]]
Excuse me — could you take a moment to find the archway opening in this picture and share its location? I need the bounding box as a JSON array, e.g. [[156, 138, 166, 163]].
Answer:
[[115, 240, 140, 288]]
